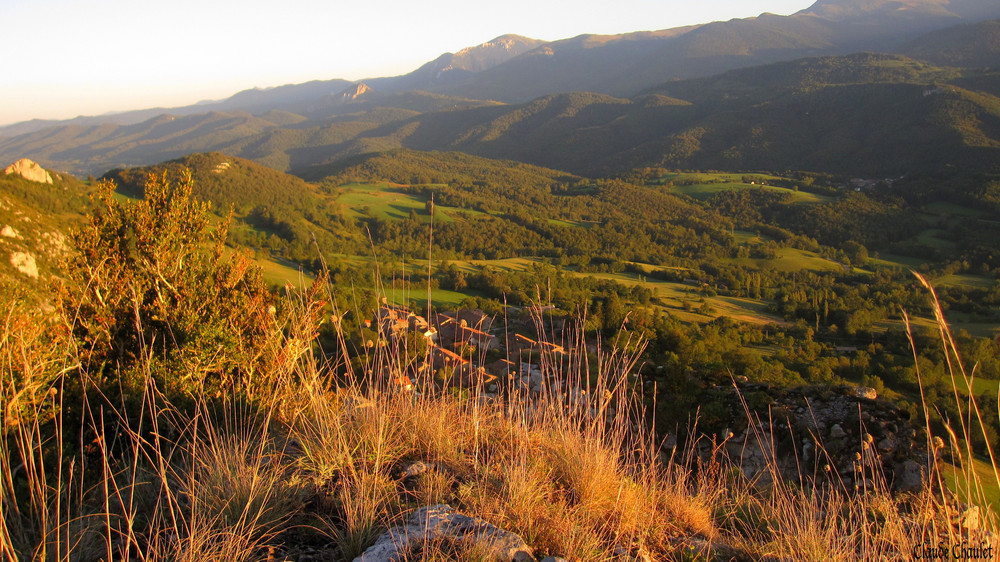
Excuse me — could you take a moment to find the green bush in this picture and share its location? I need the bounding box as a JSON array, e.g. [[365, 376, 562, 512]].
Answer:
[[60, 170, 301, 400]]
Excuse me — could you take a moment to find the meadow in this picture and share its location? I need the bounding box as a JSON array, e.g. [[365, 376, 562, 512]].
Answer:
[[655, 172, 833, 204]]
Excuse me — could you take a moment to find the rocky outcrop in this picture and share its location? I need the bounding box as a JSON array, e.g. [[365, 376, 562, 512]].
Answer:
[[10, 251, 38, 278], [4, 159, 52, 184], [339, 83, 372, 102], [690, 382, 932, 493], [353, 504, 535, 562]]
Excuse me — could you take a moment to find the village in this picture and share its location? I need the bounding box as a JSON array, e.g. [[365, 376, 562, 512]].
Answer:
[[363, 300, 576, 396]]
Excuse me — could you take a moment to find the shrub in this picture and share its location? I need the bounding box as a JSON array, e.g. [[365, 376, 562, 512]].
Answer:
[[59, 170, 311, 401]]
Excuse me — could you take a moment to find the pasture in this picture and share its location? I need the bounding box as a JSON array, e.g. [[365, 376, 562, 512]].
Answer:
[[334, 182, 486, 223], [656, 172, 832, 204]]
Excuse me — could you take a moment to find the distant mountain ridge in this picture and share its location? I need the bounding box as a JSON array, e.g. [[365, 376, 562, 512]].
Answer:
[[2, 0, 1000, 178], [4, 48, 999, 178], [5, 0, 998, 139], [364, 34, 546, 94], [900, 18, 1000, 67], [411, 0, 1000, 102]]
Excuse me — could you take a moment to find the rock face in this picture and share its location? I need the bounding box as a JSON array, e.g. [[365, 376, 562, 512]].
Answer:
[[339, 83, 372, 102], [353, 504, 535, 562], [4, 159, 52, 184]]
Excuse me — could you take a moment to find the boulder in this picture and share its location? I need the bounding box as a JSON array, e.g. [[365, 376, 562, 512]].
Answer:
[[353, 504, 535, 562], [712, 383, 930, 494], [959, 506, 981, 532], [893, 459, 924, 492], [4, 159, 52, 184], [10, 252, 38, 278], [399, 460, 435, 479], [853, 386, 878, 400], [830, 423, 847, 439], [1, 225, 20, 239]]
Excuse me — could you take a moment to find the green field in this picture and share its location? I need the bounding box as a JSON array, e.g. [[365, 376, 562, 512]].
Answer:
[[383, 286, 474, 308], [657, 173, 832, 204], [941, 456, 1000, 514], [583, 271, 782, 325], [951, 372, 1000, 399], [933, 274, 997, 289], [219, 249, 316, 288], [914, 228, 957, 252], [728, 247, 846, 273], [447, 261, 788, 326], [547, 218, 597, 229], [246, 246, 846, 327], [334, 182, 486, 223], [257, 256, 315, 288], [251, 252, 480, 307], [922, 201, 992, 219], [869, 253, 926, 270]]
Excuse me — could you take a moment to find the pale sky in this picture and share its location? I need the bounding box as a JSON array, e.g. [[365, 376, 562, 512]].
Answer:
[[0, 0, 815, 126]]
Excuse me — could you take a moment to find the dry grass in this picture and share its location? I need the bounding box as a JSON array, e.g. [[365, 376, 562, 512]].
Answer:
[[1, 271, 997, 561]]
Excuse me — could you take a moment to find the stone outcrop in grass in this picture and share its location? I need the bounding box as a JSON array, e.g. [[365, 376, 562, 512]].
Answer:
[[3, 158, 52, 184], [353, 504, 535, 561]]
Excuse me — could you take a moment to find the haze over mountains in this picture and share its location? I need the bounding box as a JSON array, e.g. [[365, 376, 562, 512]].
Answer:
[[2, 0, 999, 178]]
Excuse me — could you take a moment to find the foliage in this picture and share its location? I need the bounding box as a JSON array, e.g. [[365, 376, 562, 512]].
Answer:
[[60, 170, 310, 399]]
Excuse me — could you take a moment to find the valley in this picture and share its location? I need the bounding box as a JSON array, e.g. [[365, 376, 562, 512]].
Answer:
[[2, 0, 999, 559], [6, 147, 997, 464]]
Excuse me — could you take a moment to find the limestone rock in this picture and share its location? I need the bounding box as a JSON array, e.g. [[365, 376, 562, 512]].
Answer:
[[353, 504, 534, 562], [339, 82, 373, 102], [4, 159, 52, 184], [853, 386, 877, 400], [959, 506, 981, 531], [830, 423, 847, 439], [612, 545, 652, 561], [400, 460, 435, 479], [715, 382, 929, 494], [10, 252, 38, 278], [894, 459, 924, 491]]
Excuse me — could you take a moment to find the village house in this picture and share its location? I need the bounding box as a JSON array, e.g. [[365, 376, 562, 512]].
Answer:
[[455, 309, 493, 332], [374, 301, 432, 341], [509, 333, 538, 358], [434, 313, 498, 352], [430, 344, 469, 368], [364, 302, 578, 396]]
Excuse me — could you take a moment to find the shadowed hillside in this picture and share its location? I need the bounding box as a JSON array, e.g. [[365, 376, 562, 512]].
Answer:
[[4, 49, 1000, 179]]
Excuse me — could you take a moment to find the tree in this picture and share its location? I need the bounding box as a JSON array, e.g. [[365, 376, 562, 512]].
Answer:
[[842, 240, 869, 266]]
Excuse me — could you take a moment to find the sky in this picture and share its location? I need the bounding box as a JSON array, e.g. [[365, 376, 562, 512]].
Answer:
[[0, 0, 816, 126]]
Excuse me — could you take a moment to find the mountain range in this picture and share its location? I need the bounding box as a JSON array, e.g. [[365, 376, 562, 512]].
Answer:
[[2, 0, 999, 178]]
